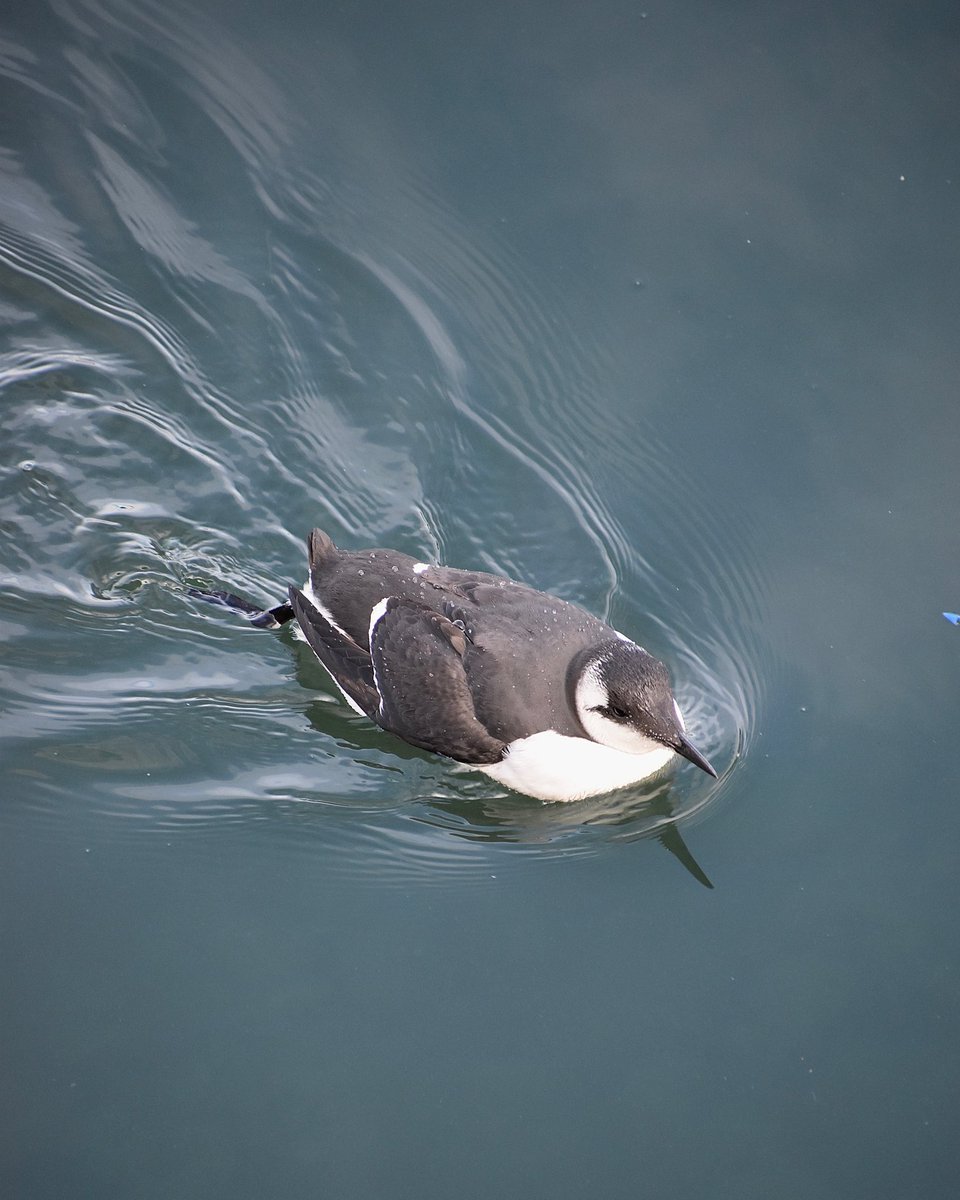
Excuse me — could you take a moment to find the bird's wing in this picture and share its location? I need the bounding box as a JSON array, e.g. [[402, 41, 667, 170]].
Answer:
[[370, 597, 505, 764], [288, 586, 379, 717]]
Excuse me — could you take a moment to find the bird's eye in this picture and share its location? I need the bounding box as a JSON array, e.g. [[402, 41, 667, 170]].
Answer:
[[607, 704, 630, 721]]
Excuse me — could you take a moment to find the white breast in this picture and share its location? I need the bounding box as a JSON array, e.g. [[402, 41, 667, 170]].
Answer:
[[477, 730, 675, 802]]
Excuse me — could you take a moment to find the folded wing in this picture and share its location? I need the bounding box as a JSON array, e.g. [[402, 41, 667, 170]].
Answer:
[[369, 597, 505, 764], [288, 586, 379, 717]]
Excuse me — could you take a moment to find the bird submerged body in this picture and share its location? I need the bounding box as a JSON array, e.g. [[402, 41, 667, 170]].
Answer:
[[236, 529, 715, 802]]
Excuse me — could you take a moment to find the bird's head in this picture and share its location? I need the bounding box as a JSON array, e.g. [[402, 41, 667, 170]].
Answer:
[[571, 638, 716, 776]]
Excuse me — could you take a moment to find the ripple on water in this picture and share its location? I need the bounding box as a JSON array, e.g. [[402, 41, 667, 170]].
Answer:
[[0, 0, 770, 885]]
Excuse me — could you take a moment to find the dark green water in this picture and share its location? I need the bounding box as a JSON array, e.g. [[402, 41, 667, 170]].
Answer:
[[2, 1, 958, 1196]]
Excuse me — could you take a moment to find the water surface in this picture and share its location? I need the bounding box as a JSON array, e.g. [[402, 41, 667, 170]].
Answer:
[[2, 2, 959, 1197]]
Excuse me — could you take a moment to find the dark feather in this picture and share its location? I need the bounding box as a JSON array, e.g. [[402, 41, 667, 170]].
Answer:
[[370, 597, 505, 764], [288, 587, 379, 717]]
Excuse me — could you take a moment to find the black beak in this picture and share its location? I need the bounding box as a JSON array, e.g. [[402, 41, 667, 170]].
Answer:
[[675, 733, 717, 778]]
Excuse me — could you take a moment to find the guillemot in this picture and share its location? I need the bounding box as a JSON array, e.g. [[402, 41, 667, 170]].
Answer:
[[209, 528, 716, 802]]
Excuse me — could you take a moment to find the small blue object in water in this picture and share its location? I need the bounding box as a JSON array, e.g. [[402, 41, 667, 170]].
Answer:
[[943, 612, 960, 625]]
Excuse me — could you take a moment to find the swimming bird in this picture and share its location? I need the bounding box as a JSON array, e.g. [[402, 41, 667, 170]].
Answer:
[[214, 529, 716, 802]]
